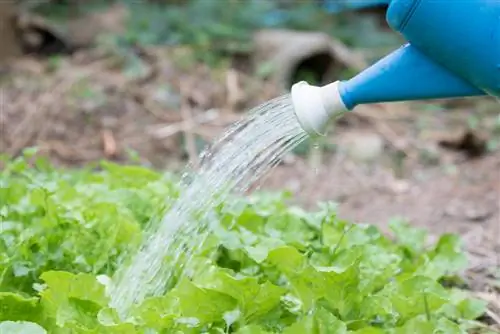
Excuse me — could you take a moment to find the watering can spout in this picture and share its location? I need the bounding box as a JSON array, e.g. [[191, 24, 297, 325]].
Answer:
[[339, 43, 485, 108], [291, 0, 500, 136], [291, 43, 485, 136]]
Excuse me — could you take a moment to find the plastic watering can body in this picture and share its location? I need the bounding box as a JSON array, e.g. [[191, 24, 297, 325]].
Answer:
[[387, 0, 500, 98], [291, 0, 500, 135]]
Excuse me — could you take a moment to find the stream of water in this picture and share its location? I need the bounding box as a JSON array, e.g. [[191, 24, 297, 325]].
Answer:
[[109, 94, 309, 317]]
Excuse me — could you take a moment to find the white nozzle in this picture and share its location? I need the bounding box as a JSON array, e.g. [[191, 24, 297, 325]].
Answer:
[[290, 81, 348, 136]]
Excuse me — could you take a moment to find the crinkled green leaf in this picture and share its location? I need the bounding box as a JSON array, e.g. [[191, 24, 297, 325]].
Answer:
[[377, 276, 449, 322], [393, 315, 465, 334], [440, 288, 487, 321], [323, 221, 382, 252], [454, 297, 487, 321], [37, 271, 108, 330], [235, 324, 272, 333], [318, 250, 362, 319], [170, 278, 237, 325], [244, 236, 286, 263], [264, 213, 316, 250], [39, 271, 108, 315], [358, 294, 394, 324], [283, 307, 347, 333], [132, 295, 178, 330], [354, 245, 401, 294], [0, 293, 40, 322], [389, 219, 427, 256], [267, 246, 326, 311], [434, 317, 465, 333], [198, 270, 286, 323], [56, 297, 101, 330], [90, 323, 138, 334], [351, 327, 386, 333], [420, 234, 468, 280], [393, 315, 436, 334]]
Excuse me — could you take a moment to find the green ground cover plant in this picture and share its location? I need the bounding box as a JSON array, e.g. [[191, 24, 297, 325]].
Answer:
[[0, 150, 493, 333]]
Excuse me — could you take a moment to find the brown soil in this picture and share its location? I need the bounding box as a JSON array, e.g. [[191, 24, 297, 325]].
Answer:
[[1, 46, 499, 326]]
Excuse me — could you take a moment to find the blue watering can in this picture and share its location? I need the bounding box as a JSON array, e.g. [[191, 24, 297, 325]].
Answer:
[[291, 0, 500, 135]]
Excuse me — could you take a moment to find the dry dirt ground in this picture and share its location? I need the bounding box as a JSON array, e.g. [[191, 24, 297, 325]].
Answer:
[[1, 46, 499, 326]]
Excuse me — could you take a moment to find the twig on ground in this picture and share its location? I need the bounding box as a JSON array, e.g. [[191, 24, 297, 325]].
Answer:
[[180, 83, 200, 169], [148, 109, 219, 139], [473, 291, 500, 325], [225, 68, 242, 112], [127, 86, 173, 121], [486, 308, 500, 326], [101, 129, 117, 157]]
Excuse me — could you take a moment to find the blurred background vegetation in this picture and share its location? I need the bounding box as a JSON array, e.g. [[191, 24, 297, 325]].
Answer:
[[13, 0, 401, 64]]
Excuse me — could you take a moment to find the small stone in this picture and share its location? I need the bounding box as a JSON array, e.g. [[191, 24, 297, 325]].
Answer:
[[464, 205, 493, 222], [391, 180, 411, 194], [341, 132, 384, 162], [285, 179, 301, 192], [152, 85, 181, 109], [281, 153, 296, 165]]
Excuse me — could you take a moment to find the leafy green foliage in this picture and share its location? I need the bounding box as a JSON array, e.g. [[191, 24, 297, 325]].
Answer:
[[0, 151, 488, 333], [23, 0, 404, 74], [116, 0, 401, 65], [108, 0, 329, 65], [31, 0, 400, 66]]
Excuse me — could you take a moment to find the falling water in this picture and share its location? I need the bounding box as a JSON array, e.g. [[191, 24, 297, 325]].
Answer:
[[109, 94, 308, 317]]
